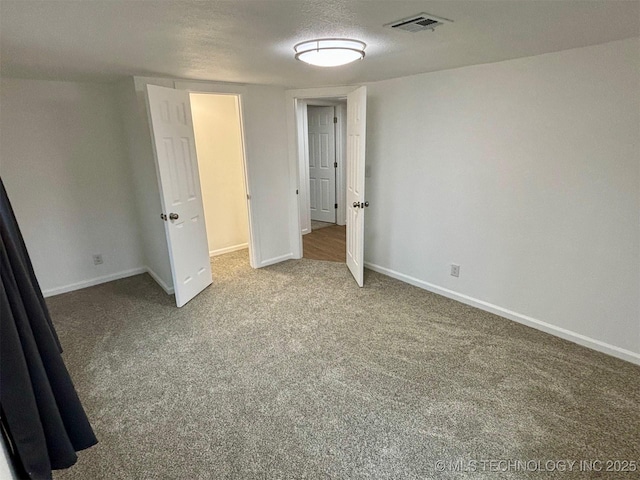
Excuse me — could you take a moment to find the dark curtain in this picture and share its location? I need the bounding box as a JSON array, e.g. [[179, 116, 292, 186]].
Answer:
[[0, 178, 97, 479]]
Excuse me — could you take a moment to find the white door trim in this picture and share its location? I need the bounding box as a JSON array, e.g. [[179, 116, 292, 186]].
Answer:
[[298, 100, 311, 235], [307, 105, 337, 224], [304, 101, 346, 227], [335, 104, 347, 226], [286, 86, 361, 259]]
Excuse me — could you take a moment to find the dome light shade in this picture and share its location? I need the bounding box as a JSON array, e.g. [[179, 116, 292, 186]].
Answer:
[[294, 39, 366, 67]]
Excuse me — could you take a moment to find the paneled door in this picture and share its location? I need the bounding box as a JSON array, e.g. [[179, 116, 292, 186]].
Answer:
[[346, 87, 368, 287], [146, 84, 212, 307], [307, 106, 336, 223]]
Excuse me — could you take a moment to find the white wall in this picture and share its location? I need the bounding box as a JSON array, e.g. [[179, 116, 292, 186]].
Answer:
[[116, 77, 174, 293], [190, 93, 249, 256], [0, 78, 144, 296], [240, 84, 292, 266], [364, 38, 640, 362]]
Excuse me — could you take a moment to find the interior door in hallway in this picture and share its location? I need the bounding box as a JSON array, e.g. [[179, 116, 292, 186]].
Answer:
[[145, 84, 212, 307], [346, 87, 367, 287], [307, 106, 336, 223]]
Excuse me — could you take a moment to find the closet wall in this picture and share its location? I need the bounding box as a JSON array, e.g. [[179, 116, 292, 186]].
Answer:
[[190, 93, 249, 256]]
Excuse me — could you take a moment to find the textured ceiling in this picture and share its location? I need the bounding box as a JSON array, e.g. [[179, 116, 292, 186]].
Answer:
[[1, 0, 638, 87]]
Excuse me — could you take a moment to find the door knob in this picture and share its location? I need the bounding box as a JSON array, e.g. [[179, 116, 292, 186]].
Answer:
[[353, 202, 360, 208], [364, 201, 369, 207], [169, 213, 179, 220]]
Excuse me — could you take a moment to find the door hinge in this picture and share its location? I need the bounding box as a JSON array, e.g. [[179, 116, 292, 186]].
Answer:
[[296, 189, 299, 194], [160, 213, 167, 221], [335, 203, 338, 209], [333, 117, 337, 124], [334, 162, 338, 168]]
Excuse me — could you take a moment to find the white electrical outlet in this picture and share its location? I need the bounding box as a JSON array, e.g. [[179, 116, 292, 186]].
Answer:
[[93, 254, 103, 265], [450, 264, 460, 277]]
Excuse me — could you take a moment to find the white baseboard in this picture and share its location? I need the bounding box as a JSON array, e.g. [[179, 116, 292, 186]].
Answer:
[[42, 267, 147, 298], [364, 262, 640, 366], [145, 267, 174, 295], [259, 253, 293, 268], [209, 243, 248, 257]]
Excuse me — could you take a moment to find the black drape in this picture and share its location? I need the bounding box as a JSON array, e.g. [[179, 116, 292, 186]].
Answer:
[[0, 178, 97, 479]]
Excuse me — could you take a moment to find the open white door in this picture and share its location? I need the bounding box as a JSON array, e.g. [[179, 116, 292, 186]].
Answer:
[[146, 84, 212, 307], [346, 86, 367, 287]]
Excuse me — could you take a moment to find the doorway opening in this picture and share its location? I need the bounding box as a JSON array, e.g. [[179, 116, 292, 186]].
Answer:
[[303, 99, 347, 262], [190, 93, 252, 267], [287, 86, 368, 286], [146, 83, 258, 306]]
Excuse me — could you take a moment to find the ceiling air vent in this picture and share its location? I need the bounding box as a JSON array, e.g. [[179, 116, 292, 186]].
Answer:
[[385, 13, 452, 33]]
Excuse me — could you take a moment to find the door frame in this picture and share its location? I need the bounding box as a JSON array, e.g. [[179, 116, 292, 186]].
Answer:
[[175, 81, 258, 269], [286, 86, 360, 259], [303, 102, 347, 233]]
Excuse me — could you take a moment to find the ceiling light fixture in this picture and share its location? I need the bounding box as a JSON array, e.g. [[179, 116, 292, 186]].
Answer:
[[294, 38, 366, 67]]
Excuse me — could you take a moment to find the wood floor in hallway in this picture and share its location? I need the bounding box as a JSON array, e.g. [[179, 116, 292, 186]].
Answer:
[[303, 224, 346, 262]]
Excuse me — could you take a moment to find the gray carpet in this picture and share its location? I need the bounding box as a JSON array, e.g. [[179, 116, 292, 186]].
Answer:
[[49, 250, 640, 479]]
